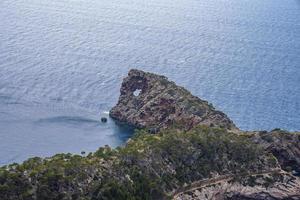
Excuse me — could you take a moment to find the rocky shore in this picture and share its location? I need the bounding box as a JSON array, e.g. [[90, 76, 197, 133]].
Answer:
[[0, 69, 299, 200]]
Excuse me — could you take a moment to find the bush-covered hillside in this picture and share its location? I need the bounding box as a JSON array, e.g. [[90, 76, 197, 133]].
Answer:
[[0, 126, 277, 200]]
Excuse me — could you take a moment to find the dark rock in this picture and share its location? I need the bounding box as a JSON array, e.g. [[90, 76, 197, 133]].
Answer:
[[110, 69, 237, 131], [101, 117, 108, 123], [148, 127, 160, 134]]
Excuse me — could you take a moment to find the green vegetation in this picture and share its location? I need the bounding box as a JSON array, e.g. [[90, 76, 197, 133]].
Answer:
[[0, 126, 277, 200]]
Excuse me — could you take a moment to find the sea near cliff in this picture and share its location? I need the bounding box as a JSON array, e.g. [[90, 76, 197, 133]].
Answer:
[[0, 0, 299, 165]]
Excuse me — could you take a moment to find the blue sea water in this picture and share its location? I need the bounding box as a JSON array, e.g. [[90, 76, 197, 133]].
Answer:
[[0, 0, 299, 165]]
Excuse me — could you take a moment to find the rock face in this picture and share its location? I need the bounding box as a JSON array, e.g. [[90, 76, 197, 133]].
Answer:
[[253, 130, 300, 175], [110, 69, 237, 131], [176, 172, 300, 200]]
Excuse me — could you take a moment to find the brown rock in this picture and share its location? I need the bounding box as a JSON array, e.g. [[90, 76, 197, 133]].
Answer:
[[110, 69, 237, 131]]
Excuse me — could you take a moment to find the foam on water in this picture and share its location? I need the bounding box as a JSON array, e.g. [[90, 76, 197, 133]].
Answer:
[[0, 97, 133, 165], [0, 0, 299, 164]]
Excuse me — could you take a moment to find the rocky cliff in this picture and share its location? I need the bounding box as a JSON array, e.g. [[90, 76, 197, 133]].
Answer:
[[110, 69, 237, 131], [253, 129, 300, 176]]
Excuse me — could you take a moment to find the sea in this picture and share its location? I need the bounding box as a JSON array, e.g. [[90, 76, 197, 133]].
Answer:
[[0, 0, 299, 165]]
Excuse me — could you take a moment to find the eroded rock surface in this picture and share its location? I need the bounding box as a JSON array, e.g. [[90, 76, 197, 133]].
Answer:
[[175, 172, 300, 200], [110, 69, 237, 131], [253, 130, 300, 175]]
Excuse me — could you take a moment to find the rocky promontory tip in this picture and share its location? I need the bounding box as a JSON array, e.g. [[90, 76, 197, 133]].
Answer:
[[110, 69, 237, 131]]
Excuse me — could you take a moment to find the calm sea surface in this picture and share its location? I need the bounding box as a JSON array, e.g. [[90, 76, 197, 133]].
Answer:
[[0, 0, 299, 165]]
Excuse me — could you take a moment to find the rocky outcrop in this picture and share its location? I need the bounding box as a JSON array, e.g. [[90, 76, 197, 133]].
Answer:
[[110, 69, 237, 131], [253, 130, 300, 176], [176, 172, 300, 200]]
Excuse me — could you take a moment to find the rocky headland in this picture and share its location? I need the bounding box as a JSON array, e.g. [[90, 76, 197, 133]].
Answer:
[[110, 69, 237, 131], [0, 69, 299, 200]]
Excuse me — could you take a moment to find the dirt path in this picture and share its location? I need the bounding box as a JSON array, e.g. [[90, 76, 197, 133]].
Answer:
[[171, 169, 283, 199]]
